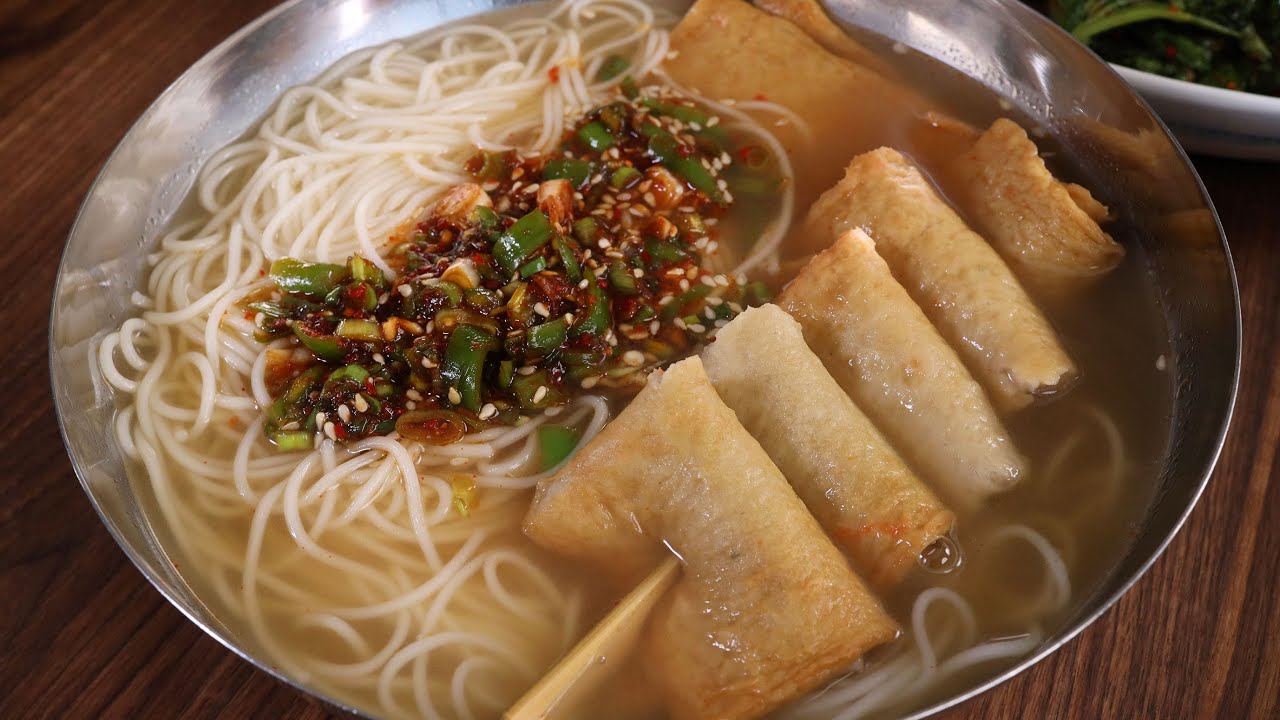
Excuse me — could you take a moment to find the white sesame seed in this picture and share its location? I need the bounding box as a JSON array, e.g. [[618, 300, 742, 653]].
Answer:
[[704, 217, 719, 227], [716, 179, 728, 191], [648, 319, 660, 335], [643, 192, 657, 206], [517, 365, 537, 376], [578, 279, 590, 290], [337, 404, 351, 422], [667, 267, 685, 276], [598, 237, 612, 249], [407, 389, 423, 401], [354, 394, 369, 413], [715, 274, 731, 287], [581, 376, 600, 389], [714, 319, 729, 328], [622, 350, 645, 367], [253, 312, 265, 328], [533, 386, 548, 403], [421, 357, 437, 369], [674, 318, 687, 330], [397, 284, 413, 297], [728, 302, 744, 313], [1156, 355, 1168, 371], [534, 302, 551, 317], [666, 50, 680, 60], [280, 421, 300, 431], [315, 412, 327, 426], [447, 387, 462, 405], [632, 268, 644, 278], [701, 275, 717, 287], [565, 313, 575, 324], [705, 240, 719, 254], [707, 116, 720, 127], [658, 295, 674, 306], [377, 293, 391, 304], [679, 279, 690, 291], [524, 183, 540, 194], [617, 192, 633, 201], [704, 307, 716, 320], [373, 353, 385, 365], [707, 296, 724, 306], [687, 267, 699, 279], [689, 323, 707, 333], [629, 207, 645, 217], [405, 400, 417, 410], [479, 403, 498, 420], [323, 422, 337, 441], [723, 190, 734, 204], [544, 406, 563, 417]]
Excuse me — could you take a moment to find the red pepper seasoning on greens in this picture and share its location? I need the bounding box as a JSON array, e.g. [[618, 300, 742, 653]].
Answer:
[[248, 81, 778, 450]]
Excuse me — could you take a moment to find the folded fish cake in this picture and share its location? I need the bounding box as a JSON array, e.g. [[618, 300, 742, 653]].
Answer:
[[804, 147, 1076, 411], [524, 357, 898, 720], [702, 304, 954, 592], [778, 229, 1025, 508]]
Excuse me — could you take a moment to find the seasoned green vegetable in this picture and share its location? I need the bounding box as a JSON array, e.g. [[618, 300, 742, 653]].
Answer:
[[1052, 1, 1279, 95]]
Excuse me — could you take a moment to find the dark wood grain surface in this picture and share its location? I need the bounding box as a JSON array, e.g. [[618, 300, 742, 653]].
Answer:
[[1, 1, 1276, 718]]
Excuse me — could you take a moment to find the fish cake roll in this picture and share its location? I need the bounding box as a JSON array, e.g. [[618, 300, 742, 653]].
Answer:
[[922, 116, 1125, 294], [805, 147, 1076, 411], [702, 304, 954, 591], [524, 357, 898, 720], [778, 230, 1024, 508]]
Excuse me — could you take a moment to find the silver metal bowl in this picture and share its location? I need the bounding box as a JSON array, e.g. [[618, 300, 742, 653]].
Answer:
[[48, 0, 1240, 717]]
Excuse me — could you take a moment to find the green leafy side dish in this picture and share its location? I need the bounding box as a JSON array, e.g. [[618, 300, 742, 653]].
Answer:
[[1051, 1, 1280, 95]]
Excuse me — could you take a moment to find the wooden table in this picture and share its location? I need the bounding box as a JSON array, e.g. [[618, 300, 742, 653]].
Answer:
[[1, 1, 1276, 718]]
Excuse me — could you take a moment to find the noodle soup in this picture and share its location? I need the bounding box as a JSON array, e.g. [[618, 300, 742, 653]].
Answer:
[[96, 1, 1171, 718]]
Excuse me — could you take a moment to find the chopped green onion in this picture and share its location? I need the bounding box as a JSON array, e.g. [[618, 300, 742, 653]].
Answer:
[[660, 285, 711, 321], [336, 319, 381, 341], [505, 283, 534, 327], [470, 205, 500, 233], [327, 364, 370, 385], [272, 431, 313, 451], [543, 158, 592, 188], [493, 210, 553, 274], [464, 287, 503, 314], [577, 121, 616, 152], [620, 76, 639, 99], [632, 305, 657, 323], [538, 425, 581, 469], [435, 308, 499, 335], [527, 318, 569, 355], [597, 55, 630, 82], [610, 166, 641, 189], [519, 256, 548, 278], [270, 258, 347, 296], [640, 98, 710, 126], [645, 238, 687, 265], [433, 280, 464, 308], [440, 325, 498, 412]]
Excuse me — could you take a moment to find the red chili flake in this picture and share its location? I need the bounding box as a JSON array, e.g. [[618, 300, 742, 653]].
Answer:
[[753, 93, 768, 101], [1165, 44, 1177, 59], [1227, 80, 1238, 90], [1168, 3, 1179, 12], [258, 269, 266, 277], [548, 66, 561, 83], [365, 378, 378, 395], [244, 310, 254, 320]]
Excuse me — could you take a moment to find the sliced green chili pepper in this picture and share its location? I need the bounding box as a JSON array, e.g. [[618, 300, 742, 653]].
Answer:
[[542, 158, 592, 188], [620, 76, 639, 99], [472, 151, 506, 180], [506, 283, 534, 327], [292, 324, 345, 362], [336, 319, 381, 341], [464, 287, 503, 314], [577, 121, 616, 152], [344, 281, 378, 312], [527, 318, 569, 355], [647, 131, 724, 203], [470, 205, 500, 234], [645, 238, 687, 265], [597, 54, 630, 82], [554, 236, 582, 283], [640, 98, 710, 125], [519, 256, 548, 278], [610, 165, 641, 189], [573, 271, 611, 337], [673, 213, 707, 239], [609, 261, 637, 294], [440, 324, 498, 412], [498, 359, 515, 389], [432, 280, 464, 308], [327, 364, 370, 385], [660, 284, 711, 321], [512, 370, 567, 410], [270, 258, 347, 296], [572, 217, 599, 247], [435, 308, 499, 335], [348, 255, 385, 287], [493, 209, 553, 274], [538, 425, 581, 470], [632, 305, 657, 323]]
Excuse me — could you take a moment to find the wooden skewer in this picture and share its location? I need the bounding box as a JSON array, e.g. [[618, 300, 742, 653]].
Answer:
[[503, 556, 682, 720]]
